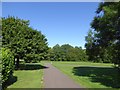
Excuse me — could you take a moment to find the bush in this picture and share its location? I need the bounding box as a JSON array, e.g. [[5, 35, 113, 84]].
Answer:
[[2, 48, 14, 88]]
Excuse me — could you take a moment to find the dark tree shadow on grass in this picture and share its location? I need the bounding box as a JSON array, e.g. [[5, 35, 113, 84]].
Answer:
[[7, 75, 17, 86], [3, 75, 17, 89], [16, 63, 49, 70], [72, 66, 120, 88]]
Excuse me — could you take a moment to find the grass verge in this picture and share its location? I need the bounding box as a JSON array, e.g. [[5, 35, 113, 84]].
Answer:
[[7, 63, 44, 88], [52, 61, 120, 89]]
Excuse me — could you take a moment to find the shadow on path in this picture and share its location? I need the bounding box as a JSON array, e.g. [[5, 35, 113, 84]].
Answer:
[[72, 66, 120, 88]]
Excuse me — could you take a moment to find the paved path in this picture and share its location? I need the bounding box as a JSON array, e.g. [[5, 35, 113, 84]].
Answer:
[[43, 63, 81, 88]]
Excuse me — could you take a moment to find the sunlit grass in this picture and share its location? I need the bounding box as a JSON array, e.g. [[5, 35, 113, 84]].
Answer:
[[52, 61, 120, 89], [7, 63, 44, 88]]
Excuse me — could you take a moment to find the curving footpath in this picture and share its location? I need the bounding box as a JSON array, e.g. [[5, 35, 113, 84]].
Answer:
[[43, 63, 82, 88]]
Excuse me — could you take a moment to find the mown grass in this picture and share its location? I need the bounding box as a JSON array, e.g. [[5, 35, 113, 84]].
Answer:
[[52, 61, 120, 89], [7, 63, 44, 88]]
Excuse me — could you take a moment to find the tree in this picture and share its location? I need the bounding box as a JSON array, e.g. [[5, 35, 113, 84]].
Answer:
[[74, 46, 88, 61], [61, 44, 74, 61], [49, 44, 88, 61], [2, 16, 48, 68], [85, 29, 95, 61], [85, 2, 120, 66], [52, 44, 63, 61]]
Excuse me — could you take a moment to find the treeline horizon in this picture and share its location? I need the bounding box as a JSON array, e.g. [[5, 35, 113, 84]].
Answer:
[[47, 44, 87, 61]]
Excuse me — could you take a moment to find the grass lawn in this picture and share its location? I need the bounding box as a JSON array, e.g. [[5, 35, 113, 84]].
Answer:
[[7, 63, 44, 88], [52, 61, 120, 89]]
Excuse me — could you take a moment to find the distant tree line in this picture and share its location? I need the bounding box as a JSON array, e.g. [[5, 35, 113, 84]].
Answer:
[[85, 2, 120, 68], [47, 44, 88, 61]]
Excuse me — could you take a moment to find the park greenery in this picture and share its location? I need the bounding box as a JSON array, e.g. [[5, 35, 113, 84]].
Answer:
[[48, 44, 88, 61], [2, 48, 14, 89], [52, 61, 120, 88], [7, 63, 44, 88], [1, 1, 120, 89], [2, 16, 48, 88], [85, 2, 120, 66]]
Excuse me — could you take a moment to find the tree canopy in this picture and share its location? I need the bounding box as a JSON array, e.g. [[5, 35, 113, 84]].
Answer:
[[48, 44, 88, 61], [85, 2, 120, 67], [2, 16, 48, 68]]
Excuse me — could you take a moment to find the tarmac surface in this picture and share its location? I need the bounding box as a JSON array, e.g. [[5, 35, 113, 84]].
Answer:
[[43, 63, 81, 88]]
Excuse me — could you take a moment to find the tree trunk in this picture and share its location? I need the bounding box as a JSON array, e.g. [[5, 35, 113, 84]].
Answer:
[[16, 56, 19, 69], [14, 57, 15, 65]]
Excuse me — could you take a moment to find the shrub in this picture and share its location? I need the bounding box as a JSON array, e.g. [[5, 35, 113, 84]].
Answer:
[[2, 48, 14, 88]]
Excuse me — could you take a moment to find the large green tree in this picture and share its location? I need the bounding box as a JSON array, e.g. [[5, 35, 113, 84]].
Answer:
[[85, 2, 120, 66], [2, 16, 48, 68]]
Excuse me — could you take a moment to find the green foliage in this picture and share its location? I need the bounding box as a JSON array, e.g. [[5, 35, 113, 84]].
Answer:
[[85, 2, 120, 67], [2, 16, 48, 67], [24, 54, 45, 63], [85, 29, 97, 62], [2, 48, 14, 87], [48, 44, 88, 61]]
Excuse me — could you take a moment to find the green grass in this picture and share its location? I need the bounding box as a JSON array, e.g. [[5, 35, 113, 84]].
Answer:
[[52, 61, 120, 89], [7, 63, 44, 88]]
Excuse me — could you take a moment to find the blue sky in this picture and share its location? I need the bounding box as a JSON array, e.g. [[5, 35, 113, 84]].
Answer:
[[2, 2, 99, 48]]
